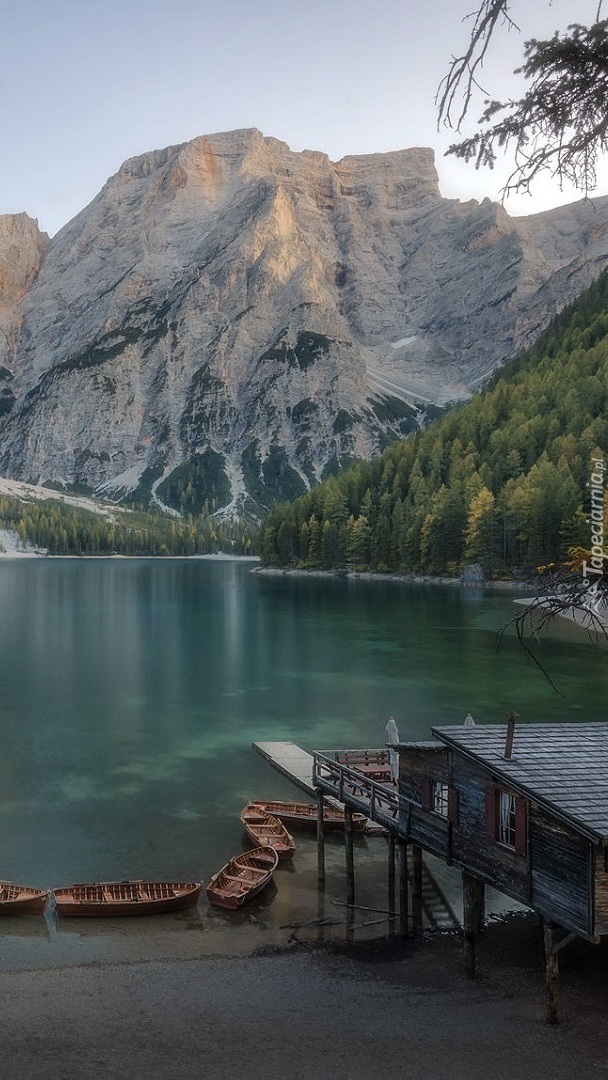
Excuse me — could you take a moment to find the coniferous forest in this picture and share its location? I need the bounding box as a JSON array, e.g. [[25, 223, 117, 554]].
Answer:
[[0, 497, 258, 557], [260, 271, 608, 577]]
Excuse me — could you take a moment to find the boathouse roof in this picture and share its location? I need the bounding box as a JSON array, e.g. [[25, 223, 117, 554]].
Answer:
[[431, 722, 608, 844]]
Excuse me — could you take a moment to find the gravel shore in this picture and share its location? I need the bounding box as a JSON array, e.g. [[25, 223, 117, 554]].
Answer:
[[4, 914, 607, 1078]]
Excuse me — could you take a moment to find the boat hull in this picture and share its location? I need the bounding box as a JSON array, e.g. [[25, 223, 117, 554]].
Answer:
[[206, 846, 278, 910], [250, 800, 367, 832], [53, 881, 202, 917], [240, 805, 296, 859], [0, 883, 49, 915]]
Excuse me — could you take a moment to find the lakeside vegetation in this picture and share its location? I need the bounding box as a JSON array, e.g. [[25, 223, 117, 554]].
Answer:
[[260, 270, 608, 577], [0, 496, 258, 557]]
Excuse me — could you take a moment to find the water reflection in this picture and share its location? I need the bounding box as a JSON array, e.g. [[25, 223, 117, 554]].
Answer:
[[0, 559, 604, 967]]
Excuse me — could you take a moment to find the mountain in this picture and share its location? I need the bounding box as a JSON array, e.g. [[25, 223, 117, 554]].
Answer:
[[259, 269, 608, 575], [1, 127, 608, 518]]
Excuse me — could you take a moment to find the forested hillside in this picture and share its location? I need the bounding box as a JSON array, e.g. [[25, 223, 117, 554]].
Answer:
[[0, 497, 258, 557], [260, 271, 608, 576]]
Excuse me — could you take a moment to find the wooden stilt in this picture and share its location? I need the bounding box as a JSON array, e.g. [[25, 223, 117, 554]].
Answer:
[[387, 832, 396, 936], [398, 839, 409, 937], [345, 806, 355, 905], [462, 871, 478, 979], [411, 844, 423, 931], [316, 787, 325, 884], [316, 879, 326, 945], [388, 832, 396, 904], [473, 877, 485, 935], [345, 903, 355, 944], [543, 920, 560, 1025]]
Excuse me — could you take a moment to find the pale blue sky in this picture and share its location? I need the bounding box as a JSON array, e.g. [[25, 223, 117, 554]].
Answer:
[[1, 0, 603, 236]]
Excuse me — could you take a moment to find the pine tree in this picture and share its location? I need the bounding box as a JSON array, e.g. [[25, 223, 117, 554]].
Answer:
[[464, 486, 500, 570]]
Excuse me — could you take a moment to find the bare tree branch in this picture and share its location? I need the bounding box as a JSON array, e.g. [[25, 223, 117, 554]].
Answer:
[[437, 1, 518, 132], [438, 6, 608, 196], [497, 566, 608, 691]]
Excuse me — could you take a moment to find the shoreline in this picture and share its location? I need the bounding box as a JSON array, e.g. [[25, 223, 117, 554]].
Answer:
[[0, 521, 538, 590], [252, 565, 537, 592], [0, 536, 261, 562]]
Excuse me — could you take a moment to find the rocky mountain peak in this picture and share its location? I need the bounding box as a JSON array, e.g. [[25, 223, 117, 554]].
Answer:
[[0, 128, 607, 518]]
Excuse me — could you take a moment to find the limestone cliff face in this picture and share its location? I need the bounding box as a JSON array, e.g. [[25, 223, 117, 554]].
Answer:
[[0, 128, 607, 517], [0, 213, 48, 418]]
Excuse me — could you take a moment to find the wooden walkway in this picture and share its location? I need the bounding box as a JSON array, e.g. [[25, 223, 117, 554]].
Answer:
[[252, 741, 317, 796], [252, 742, 386, 836]]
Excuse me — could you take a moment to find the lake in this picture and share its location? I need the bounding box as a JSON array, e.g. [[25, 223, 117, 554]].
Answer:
[[0, 557, 606, 966]]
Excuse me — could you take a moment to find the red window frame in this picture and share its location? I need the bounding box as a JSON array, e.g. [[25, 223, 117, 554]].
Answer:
[[485, 786, 527, 856]]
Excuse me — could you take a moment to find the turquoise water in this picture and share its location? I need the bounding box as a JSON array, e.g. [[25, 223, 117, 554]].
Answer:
[[0, 557, 605, 956]]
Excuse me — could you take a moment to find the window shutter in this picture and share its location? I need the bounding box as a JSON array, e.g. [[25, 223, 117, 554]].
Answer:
[[419, 777, 431, 809], [447, 786, 459, 824], [485, 787, 497, 837], [514, 795, 527, 856]]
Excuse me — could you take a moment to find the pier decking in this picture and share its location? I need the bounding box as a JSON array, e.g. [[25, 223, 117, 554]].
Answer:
[[252, 741, 316, 795], [252, 741, 387, 834], [251, 742, 393, 800]]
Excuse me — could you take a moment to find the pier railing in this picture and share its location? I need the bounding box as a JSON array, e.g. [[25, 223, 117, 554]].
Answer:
[[313, 751, 402, 831]]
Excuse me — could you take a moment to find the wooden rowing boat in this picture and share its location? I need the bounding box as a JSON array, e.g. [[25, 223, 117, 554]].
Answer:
[[240, 804, 296, 859], [250, 799, 368, 832], [0, 882, 49, 915], [53, 880, 202, 917], [206, 846, 278, 910]]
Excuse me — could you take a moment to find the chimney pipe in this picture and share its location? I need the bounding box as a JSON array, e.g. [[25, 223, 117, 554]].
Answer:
[[504, 710, 519, 760]]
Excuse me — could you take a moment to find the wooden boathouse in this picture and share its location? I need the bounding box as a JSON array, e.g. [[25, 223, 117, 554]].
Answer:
[[312, 719, 608, 1023]]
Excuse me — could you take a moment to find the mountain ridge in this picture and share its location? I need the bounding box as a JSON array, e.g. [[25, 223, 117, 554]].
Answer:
[[1, 128, 608, 517]]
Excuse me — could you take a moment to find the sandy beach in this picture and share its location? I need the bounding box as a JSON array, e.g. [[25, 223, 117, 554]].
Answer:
[[3, 914, 607, 1078]]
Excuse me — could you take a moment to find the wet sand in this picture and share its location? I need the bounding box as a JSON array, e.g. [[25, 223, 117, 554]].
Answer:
[[3, 914, 607, 1079]]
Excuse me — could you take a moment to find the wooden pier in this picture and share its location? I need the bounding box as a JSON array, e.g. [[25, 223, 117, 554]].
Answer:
[[252, 741, 386, 835], [252, 741, 428, 931], [252, 741, 316, 795]]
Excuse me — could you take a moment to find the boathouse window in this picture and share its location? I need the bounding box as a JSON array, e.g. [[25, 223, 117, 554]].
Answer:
[[498, 791, 516, 847], [485, 786, 527, 855], [431, 781, 449, 817], [419, 778, 459, 822]]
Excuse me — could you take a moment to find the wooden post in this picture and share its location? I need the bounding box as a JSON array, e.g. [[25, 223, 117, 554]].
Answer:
[[411, 844, 423, 931], [398, 839, 409, 937], [462, 872, 484, 979], [543, 920, 560, 1025], [345, 902, 355, 944], [316, 787, 326, 884], [474, 878, 485, 935], [317, 876, 327, 945], [345, 806, 355, 905], [387, 831, 396, 935]]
